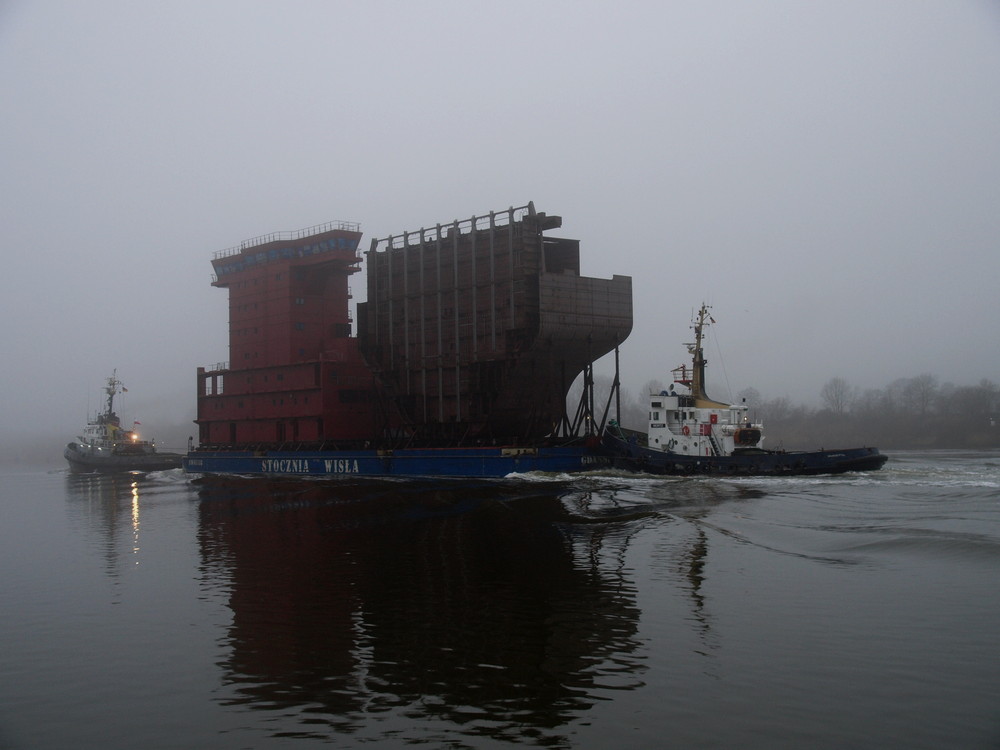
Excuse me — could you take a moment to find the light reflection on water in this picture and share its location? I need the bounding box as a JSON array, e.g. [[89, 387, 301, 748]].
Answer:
[[0, 454, 997, 748]]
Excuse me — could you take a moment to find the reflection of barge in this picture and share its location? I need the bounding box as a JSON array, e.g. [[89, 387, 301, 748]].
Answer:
[[184, 203, 632, 477], [195, 476, 643, 736]]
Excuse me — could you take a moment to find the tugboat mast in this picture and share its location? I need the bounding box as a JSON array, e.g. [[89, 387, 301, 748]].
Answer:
[[681, 304, 728, 409], [101, 370, 123, 423]]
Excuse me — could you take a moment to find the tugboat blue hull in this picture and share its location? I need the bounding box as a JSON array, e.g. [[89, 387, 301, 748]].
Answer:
[[603, 431, 887, 476], [64, 443, 183, 473]]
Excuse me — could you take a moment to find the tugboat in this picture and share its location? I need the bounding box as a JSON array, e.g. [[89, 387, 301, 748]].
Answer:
[[603, 305, 888, 476], [64, 372, 183, 473]]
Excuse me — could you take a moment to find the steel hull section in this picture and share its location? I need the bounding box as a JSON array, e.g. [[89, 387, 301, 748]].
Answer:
[[183, 444, 612, 478], [603, 432, 887, 476]]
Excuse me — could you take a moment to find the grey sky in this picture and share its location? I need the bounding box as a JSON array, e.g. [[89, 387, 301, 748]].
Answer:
[[2, 1, 998, 441]]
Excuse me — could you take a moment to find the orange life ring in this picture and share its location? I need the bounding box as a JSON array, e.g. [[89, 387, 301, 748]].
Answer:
[[682, 425, 690, 436]]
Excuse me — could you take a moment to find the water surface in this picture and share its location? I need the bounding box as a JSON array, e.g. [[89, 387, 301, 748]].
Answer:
[[1, 452, 998, 748]]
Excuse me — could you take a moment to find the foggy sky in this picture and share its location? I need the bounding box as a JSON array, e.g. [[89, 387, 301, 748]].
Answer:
[[2, 0, 999, 444]]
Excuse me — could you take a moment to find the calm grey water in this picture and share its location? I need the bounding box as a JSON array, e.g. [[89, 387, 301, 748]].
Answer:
[[1, 452, 998, 749]]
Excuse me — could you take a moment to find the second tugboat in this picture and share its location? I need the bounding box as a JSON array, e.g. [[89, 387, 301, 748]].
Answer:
[[64, 371, 183, 473], [603, 304, 888, 476]]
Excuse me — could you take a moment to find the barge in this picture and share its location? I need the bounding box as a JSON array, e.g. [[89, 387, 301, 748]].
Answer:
[[184, 203, 632, 477]]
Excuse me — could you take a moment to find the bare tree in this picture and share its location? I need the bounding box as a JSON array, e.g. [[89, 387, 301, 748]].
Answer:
[[852, 387, 889, 418], [738, 387, 762, 409], [820, 376, 852, 415], [641, 379, 666, 396], [619, 392, 649, 431], [945, 379, 998, 421], [903, 373, 939, 416], [763, 395, 793, 421]]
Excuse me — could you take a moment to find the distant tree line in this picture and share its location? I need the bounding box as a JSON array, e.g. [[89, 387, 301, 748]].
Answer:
[[588, 373, 1000, 450]]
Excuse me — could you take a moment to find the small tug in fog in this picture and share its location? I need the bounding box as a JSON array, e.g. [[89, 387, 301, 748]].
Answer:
[[603, 305, 887, 476], [64, 372, 182, 473]]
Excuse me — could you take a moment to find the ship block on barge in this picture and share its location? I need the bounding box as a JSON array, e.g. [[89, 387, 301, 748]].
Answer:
[[185, 203, 633, 477]]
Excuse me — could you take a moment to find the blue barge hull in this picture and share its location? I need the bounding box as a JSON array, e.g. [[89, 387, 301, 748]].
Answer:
[[183, 444, 611, 478]]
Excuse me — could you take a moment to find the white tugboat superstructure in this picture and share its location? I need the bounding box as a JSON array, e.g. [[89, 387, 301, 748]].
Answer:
[[647, 304, 763, 458]]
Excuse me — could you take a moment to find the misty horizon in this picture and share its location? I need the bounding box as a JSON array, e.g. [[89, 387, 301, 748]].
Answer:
[[2, 1, 998, 446]]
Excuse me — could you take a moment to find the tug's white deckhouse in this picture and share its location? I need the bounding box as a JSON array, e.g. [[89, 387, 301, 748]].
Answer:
[[645, 305, 763, 458]]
